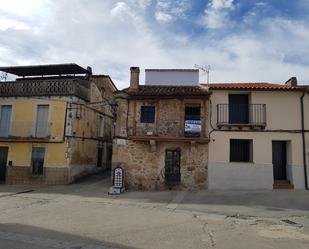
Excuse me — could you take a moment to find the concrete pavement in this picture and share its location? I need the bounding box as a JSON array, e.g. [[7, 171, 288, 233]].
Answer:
[[0, 172, 309, 249]]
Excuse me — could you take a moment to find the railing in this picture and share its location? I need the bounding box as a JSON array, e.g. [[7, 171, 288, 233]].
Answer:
[[0, 78, 89, 101], [0, 122, 53, 138], [217, 104, 266, 127]]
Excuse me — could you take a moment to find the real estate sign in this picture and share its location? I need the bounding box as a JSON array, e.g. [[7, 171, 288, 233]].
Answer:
[[185, 120, 201, 136]]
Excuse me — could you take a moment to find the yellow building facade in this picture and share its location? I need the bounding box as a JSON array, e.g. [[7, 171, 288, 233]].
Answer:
[[0, 64, 116, 184]]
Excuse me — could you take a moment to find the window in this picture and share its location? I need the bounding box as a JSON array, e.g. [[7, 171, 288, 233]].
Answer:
[[98, 115, 104, 137], [35, 105, 49, 137], [140, 106, 155, 123], [228, 94, 249, 124], [184, 106, 201, 137], [0, 105, 12, 137], [32, 147, 45, 175], [230, 139, 252, 162]]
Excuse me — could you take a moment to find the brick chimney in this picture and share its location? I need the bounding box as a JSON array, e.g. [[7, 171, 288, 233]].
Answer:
[[285, 77, 297, 87], [129, 67, 140, 92]]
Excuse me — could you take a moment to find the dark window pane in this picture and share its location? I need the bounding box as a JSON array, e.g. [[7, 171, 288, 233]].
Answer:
[[140, 106, 155, 123], [228, 94, 249, 124], [230, 139, 252, 162], [32, 147, 45, 175], [185, 106, 200, 120]]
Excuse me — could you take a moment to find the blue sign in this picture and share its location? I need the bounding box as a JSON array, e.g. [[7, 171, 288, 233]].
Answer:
[[185, 120, 201, 136]]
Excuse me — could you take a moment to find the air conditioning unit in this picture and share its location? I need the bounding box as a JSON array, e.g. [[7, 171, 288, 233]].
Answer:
[[146, 131, 153, 136]]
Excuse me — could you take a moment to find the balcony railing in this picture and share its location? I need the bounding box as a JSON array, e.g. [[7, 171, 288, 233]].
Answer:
[[0, 78, 89, 101], [0, 122, 53, 139], [217, 104, 266, 128]]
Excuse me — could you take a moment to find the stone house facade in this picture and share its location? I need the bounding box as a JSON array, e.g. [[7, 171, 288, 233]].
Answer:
[[0, 64, 117, 185], [112, 67, 210, 190]]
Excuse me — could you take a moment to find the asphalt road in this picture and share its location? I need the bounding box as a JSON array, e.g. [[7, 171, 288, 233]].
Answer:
[[0, 172, 309, 249]]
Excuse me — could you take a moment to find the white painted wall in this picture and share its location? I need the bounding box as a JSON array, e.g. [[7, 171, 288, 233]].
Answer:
[[208, 162, 273, 189], [145, 69, 199, 85], [208, 90, 307, 190]]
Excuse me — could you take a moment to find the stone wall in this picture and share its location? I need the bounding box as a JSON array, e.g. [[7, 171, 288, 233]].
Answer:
[[113, 139, 208, 190]]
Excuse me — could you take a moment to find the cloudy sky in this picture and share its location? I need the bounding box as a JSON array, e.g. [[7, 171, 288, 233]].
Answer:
[[0, 0, 309, 88]]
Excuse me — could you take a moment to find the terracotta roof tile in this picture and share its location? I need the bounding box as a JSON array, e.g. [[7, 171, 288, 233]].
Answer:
[[120, 85, 210, 97], [201, 82, 299, 90]]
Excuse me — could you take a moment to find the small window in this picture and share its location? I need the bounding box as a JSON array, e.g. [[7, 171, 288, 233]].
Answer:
[[140, 106, 155, 123], [32, 147, 45, 175], [230, 139, 252, 162], [98, 115, 104, 137]]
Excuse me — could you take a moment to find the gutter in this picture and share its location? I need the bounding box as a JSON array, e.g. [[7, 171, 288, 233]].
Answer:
[[301, 91, 308, 190]]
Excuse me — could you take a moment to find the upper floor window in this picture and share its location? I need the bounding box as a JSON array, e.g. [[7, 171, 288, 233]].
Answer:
[[98, 115, 104, 137], [32, 147, 45, 175], [228, 94, 249, 124], [184, 106, 201, 137], [35, 105, 49, 138], [140, 106, 155, 123], [0, 105, 12, 137], [230, 139, 252, 162]]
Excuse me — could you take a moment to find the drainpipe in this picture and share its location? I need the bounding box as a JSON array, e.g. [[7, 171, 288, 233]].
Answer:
[[301, 91, 308, 190]]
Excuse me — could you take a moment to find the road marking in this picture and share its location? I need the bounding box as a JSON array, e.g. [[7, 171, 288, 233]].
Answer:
[[167, 191, 187, 210], [0, 231, 120, 249]]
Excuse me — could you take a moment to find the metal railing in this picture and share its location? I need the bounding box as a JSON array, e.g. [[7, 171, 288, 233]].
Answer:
[[217, 104, 266, 127]]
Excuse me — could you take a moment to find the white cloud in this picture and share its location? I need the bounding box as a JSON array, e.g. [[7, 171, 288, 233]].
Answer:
[[110, 2, 132, 18], [0, 18, 30, 31], [155, 11, 173, 23], [211, 0, 234, 9], [155, 0, 190, 23], [0, 0, 309, 89], [202, 0, 234, 29]]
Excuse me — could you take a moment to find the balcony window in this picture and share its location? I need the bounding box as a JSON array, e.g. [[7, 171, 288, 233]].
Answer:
[[228, 94, 249, 124], [32, 147, 45, 175], [0, 105, 12, 137], [140, 106, 155, 123], [35, 105, 49, 137], [230, 139, 253, 162], [184, 106, 201, 137]]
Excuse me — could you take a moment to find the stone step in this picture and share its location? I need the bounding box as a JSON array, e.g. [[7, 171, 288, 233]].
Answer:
[[273, 180, 294, 189]]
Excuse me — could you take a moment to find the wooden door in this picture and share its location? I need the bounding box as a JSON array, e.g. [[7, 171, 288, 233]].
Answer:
[[272, 141, 287, 180]]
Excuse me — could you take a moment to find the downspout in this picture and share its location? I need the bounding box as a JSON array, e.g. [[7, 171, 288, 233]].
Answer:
[[301, 91, 308, 190]]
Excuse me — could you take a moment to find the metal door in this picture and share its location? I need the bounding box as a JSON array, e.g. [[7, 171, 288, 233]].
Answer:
[[0, 147, 8, 181], [272, 141, 287, 180], [165, 149, 181, 184]]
